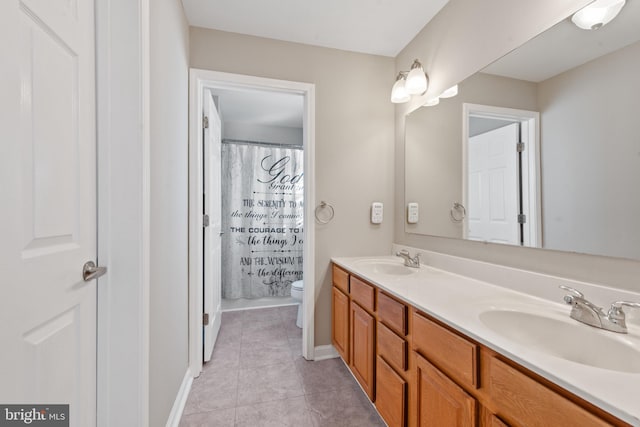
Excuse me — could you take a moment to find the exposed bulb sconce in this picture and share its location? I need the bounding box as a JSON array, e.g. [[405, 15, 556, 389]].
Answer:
[[440, 84, 458, 98], [405, 59, 428, 95], [390, 73, 410, 103], [390, 59, 428, 103], [571, 0, 626, 30]]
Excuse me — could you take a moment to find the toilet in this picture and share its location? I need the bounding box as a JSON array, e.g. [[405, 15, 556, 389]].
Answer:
[[291, 280, 304, 328]]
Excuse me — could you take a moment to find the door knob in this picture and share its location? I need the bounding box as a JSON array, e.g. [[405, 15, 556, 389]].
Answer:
[[83, 261, 107, 282]]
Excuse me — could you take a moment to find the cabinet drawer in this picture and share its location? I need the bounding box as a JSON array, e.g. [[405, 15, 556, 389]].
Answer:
[[487, 356, 612, 427], [378, 292, 407, 335], [378, 322, 407, 371], [413, 311, 478, 388], [376, 356, 407, 427], [332, 264, 349, 294], [350, 276, 375, 312]]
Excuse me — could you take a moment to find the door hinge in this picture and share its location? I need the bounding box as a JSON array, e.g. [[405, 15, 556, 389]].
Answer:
[[203, 115, 209, 129], [518, 214, 527, 224], [203, 214, 210, 227], [517, 142, 525, 152], [202, 313, 209, 326]]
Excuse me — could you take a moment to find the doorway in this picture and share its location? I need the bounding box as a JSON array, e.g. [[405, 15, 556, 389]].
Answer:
[[188, 69, 316, 377], [462, 103, 542, 247]]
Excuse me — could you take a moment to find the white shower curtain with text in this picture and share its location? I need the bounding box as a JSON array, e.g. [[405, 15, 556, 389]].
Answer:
[[221, 140, 304, 299]]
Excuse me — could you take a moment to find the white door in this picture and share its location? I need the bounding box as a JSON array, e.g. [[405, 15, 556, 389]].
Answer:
[[0, 0, 97, 425], [467, 123, 520, 244], [203, 90, 222, 362]]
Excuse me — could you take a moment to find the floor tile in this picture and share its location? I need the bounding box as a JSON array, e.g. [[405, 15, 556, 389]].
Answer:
[[235, 396, 314, 427], [183, 366, 239, 415], [295, 358, 354, 394], [180, 305, 386, 427], [305, 385, 386, 427], [179, 408, 236, 427], [237, 362, 304, 405]]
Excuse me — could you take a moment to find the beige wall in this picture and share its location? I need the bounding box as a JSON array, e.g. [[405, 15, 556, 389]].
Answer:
[[538, 41, 640, 259], [149, 0, 190, 425], [395, 0, 640, 293], [190, 28, 396, 346]]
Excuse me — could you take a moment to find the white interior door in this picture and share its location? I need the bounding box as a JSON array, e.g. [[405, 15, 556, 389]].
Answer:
[[0, 0, 97, 425], [467, 123, 520, 244], [203, 90, 222, 362]]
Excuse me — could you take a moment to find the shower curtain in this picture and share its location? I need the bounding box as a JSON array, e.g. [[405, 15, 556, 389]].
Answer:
[[221, 140, 304, 299]]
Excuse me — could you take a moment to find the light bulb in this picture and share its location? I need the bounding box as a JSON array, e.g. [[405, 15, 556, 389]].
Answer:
[[405, 59, 428, 95], [391, 75, 410, 103]]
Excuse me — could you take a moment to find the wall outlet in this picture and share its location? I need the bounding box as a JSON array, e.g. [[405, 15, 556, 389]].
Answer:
[[371, 202, 383, 224], [407, 202, 419, 223]]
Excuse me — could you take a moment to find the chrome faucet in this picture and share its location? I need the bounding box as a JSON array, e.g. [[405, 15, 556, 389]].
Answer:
[[560, 285, 640, 334], [396, 249, 421, 268]]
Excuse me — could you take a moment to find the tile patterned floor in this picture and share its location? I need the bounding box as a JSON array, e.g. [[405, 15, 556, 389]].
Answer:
[[179, 305, 386, 427]]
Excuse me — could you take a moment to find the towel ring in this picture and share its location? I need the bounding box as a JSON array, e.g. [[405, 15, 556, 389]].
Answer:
[[450, 202, 466, 223], [315, 201, 335, 224]]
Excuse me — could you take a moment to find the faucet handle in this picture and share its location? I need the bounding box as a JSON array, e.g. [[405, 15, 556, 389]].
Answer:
[[559, 285, 584, 304], [606, 301, 640, 330], [608, 301, 640, 318]]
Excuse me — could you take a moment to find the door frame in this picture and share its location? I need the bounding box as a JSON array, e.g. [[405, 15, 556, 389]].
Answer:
[[188, 68, 316, 376], [96, 0, 150, 425], [462, 103, 542, 247]]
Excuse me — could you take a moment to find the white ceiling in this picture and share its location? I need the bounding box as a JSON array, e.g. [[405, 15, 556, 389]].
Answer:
[[213, 88, 304, 128], [181, 0, 449, 57]]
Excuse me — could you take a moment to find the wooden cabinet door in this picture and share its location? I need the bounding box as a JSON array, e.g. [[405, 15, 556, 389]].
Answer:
[[376, 356, 407, 427], [351, 302, 376, 400], [332, 286, 350, 363], [415, 352, 477, 427], [489, 414, 510, 427]]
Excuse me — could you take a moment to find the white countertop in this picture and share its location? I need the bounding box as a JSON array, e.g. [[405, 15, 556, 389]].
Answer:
[[332, 255, 640, 426]]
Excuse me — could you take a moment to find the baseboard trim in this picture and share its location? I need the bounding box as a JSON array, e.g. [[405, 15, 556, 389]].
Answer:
[[314, 344, 339, 361], [165, 369, 193, 427]]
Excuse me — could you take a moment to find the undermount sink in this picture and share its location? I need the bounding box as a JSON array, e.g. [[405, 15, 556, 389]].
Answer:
[[479, 309, 640, 373], [353, 259, 417, 276]]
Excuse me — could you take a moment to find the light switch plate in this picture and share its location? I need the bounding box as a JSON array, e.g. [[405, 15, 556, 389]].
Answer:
[[407, 202, 419, 223], [371, 202, 383, 224]]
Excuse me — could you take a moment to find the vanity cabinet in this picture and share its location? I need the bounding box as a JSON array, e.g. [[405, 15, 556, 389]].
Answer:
[[332, 286, 349, 362], [415, 351, 477, 427], [350, 300, 376, 400], [331, 265, 350, 363], [376, 291, 411, 427], [331, 262, 630, 427], [332, 265, 377, 400]]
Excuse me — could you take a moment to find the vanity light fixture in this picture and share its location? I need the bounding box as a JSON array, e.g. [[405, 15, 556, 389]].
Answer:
[[390, 73, 410, 103], [405, 59, 428, 95], [423, 97, 440, 107], [440, 84, 459, 98], [571, 0, 626, 30], [391, 59, 428, 103]]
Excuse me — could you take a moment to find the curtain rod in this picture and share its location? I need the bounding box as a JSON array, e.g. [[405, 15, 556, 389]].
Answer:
[[222, 138, 303, 150]]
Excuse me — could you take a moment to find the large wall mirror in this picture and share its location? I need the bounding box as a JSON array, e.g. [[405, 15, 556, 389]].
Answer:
[[405, 1, 640, 260]]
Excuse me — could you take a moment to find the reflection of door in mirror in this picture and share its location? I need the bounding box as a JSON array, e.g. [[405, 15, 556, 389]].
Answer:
[[462, 104, 541, 248], [467, 122, 519, 244]]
